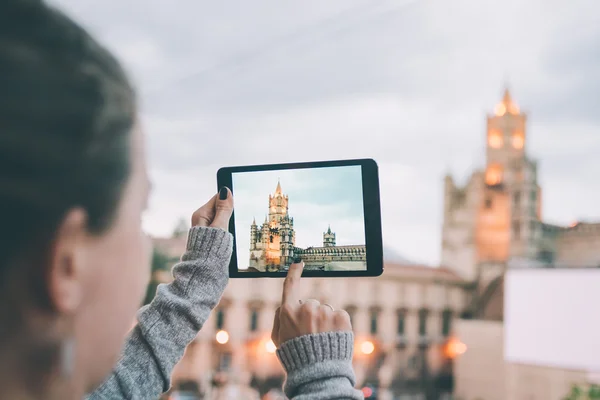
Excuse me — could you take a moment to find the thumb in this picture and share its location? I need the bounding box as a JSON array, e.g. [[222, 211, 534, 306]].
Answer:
[[271, 307, 281, 348], [210, 187, 233, 230]]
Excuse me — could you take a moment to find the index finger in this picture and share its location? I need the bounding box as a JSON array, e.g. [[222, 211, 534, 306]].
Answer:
[[282, 261, 304, 305]]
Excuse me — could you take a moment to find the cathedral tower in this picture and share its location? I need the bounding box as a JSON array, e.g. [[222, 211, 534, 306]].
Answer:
[[269, 180, 289, 224], [323, 225, 336, 247], [442, 87, 543, 280], [249, 181, 297, 270], [478, 88, 541, 262], [250, 217, 258, 250]]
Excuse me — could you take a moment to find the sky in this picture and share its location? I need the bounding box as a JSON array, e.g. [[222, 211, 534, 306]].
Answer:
[[49, 0, 600, 265], [232, 166, 365, 268]]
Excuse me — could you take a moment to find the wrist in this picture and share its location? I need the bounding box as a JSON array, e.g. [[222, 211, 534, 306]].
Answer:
[[276, 331, 354, 373], [183, 226, 233, 261]]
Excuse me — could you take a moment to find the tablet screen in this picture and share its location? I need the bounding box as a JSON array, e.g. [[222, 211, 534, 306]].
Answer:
[[218, 158, 382, 278], [231, 165, 366, 273]]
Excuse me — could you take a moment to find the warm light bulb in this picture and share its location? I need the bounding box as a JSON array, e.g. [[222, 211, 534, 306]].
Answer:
[[488, 131, 503, 148], [444, 337, 467, 359], [485, 165, 503, 186], [512, 134, 524, 149], [216, 330, 229, 344], [265, 340, 277, 354], [362, 387, 374, 397], [360, 340, 375, 355]]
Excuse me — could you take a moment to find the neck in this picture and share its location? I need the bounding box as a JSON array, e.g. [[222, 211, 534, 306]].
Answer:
[[0, 338, 83, 400], [0, 365, 83, 400]]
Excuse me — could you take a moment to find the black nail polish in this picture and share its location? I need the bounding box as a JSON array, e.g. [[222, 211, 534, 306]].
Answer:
[[293, 256, 302, 264], [219, 187, 228, 200]]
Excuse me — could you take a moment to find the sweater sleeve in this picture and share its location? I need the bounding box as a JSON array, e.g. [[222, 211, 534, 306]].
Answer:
[[86, 226, 233, 400], [276, 331, 365, 400]]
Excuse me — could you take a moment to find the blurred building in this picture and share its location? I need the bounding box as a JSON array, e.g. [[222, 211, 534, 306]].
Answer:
[[443, 90, 600, 400], [149, 89, 600, 399], [152, 234, 470, 399], [442, 88, 600, 283]]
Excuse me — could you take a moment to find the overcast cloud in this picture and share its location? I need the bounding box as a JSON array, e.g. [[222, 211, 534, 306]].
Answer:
[[49, 0, 600, 265]]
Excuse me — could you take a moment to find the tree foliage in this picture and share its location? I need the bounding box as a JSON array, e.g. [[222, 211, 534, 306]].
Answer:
[[564, 383, 600, 400]]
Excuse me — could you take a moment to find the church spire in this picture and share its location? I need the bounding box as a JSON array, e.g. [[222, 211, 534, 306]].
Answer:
[[502, 87, 512, 105], [327, 224, 332, 234], [252, 216, 256, 226], [494, 85, 520, 116], [275, 179, 282, 195]]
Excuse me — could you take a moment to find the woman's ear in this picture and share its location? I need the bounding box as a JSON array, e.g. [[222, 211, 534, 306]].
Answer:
[[46, 208, 88, 313]]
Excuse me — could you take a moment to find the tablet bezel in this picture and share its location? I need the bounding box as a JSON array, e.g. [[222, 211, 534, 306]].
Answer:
[[217, 158, 383, 278]]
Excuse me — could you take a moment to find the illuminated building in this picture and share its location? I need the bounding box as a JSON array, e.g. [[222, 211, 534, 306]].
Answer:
[[248, 181, 366, 272]]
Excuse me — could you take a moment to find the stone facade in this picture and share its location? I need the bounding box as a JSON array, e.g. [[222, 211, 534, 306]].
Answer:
[[247, 180, 366, 272], [151, 234, 470, 397]]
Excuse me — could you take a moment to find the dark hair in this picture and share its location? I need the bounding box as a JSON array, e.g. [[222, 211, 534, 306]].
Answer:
[[0, 1, 135, 272]]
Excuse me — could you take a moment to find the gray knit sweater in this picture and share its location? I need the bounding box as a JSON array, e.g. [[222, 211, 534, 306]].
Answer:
[[86, 226, 363, 399]]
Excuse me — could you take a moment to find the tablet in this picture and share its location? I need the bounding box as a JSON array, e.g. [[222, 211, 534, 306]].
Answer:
[[217, 158, 383, 278]]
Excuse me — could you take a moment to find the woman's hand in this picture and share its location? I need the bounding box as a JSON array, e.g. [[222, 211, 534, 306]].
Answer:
[[271, 261, 352, 347], [191, 187, 233, 231]]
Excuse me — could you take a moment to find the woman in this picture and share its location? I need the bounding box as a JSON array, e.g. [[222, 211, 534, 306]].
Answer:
[[0, 1, 363, 399]]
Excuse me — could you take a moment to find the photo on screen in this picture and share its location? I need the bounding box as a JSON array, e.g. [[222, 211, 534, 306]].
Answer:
[[231, 165, 366, 273]]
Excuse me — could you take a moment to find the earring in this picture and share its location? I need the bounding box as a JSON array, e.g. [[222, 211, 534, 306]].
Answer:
[[60, 336, 76, 378]]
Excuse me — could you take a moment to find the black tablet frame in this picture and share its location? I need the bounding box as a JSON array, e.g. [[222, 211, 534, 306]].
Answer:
[[217, 158, 383, 278]]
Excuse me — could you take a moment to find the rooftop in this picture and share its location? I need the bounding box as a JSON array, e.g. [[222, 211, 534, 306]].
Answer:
[[150, 235, 465, 283]]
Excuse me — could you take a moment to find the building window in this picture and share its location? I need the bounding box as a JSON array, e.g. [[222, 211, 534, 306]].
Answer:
[[249, 310, 259, 332], [269, 235, 274, 243], [513, 191, 520, 207], [216, 309, 225, 330], [488, 130, 503, 148], [513, 221, 521, 240], [370, 311, 378, 335], [485, 164, 503, 186], [418, 309, 428, 336], [397, 310, 406, 336], [218, 352, 232, 372], [512, 132, 524, 149], [484, 197, 493, 209], [531, 190, 537, 202], [538, 250, 554, 264], [441, 310, 452, 337]]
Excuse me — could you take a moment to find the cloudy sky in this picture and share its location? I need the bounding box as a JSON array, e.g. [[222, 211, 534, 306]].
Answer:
[[232, 166, 365, 268], [50, 0, 600, 265]]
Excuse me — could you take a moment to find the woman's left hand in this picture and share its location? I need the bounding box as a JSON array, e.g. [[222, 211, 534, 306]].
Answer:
[[191, 187, 233, 231]]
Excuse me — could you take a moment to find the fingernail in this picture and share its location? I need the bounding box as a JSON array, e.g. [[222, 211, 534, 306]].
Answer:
[[219, 187, 229, 200], [293, 256, 302, 264]]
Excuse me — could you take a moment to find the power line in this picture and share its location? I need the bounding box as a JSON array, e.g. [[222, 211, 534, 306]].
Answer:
[[145, 0, 388, 94], [146, 0, 421, 97]]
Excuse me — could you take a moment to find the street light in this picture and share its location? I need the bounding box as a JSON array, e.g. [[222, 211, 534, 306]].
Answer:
[[444, 336, 467, 359], [360, 340, 375, 355], [216, 330, 229, 344]]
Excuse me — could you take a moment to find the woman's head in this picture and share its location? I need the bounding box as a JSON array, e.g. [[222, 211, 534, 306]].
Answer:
[[0, 0, 151, 394]]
